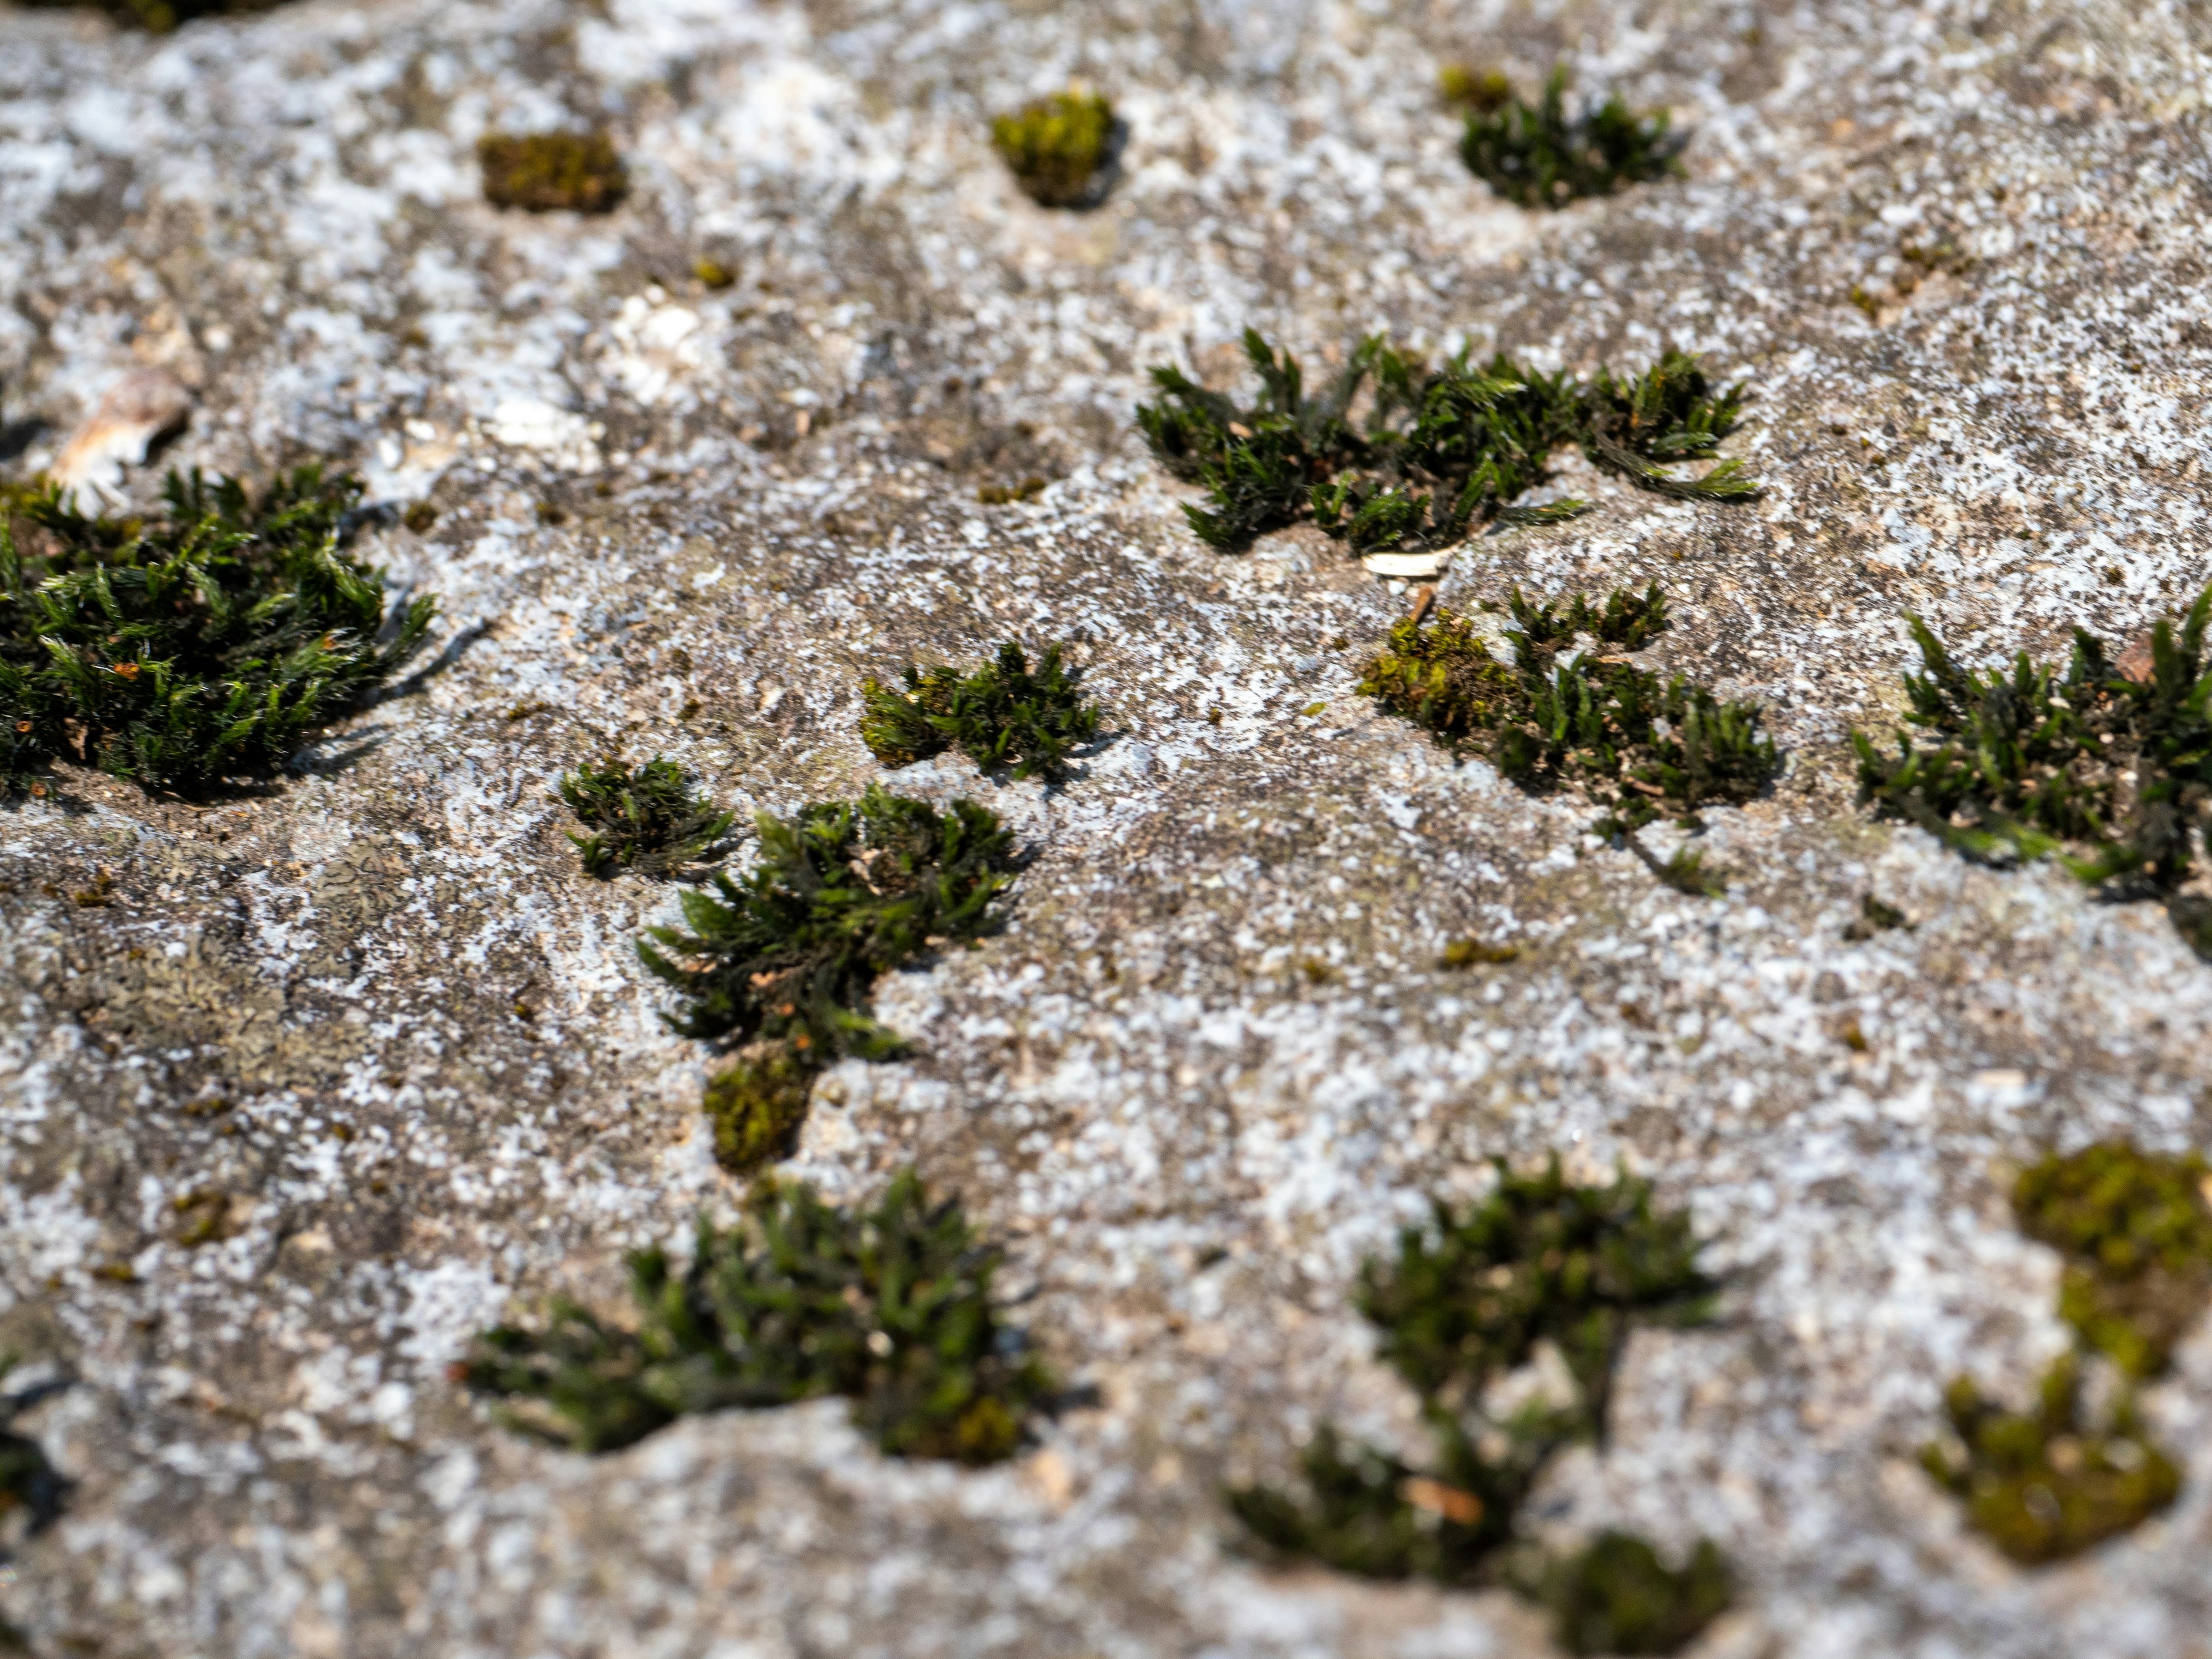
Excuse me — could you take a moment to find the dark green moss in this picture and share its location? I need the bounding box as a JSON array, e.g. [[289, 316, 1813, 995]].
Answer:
[[1854, 589, 2212, 956], [461, 1170, 1051, 1464], [859, 639, 1102, 781], [638, 784, 1014, 1057], [1843, 893, 1911, 940], [0, 468, 435, 795], [1921, 1357, 2180, 1564], [558, 756, 734, 879], [0, 1362, 66, 1543], [17, 0, 285, 28], [1459, 66, 1683, 209], [1529, 1532, 1732, 1656], [991, 90, 1118, 208], [1358, 586, 1780, 837], [1136, 332, 1752, 554], [478, 131, 628, 214], [2012, 1144, 2212, 1379], [702, 1044, 815, 1173]]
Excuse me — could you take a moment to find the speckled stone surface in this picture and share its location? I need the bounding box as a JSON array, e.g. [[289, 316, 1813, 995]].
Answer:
[[2, 1, 2210, 1654]]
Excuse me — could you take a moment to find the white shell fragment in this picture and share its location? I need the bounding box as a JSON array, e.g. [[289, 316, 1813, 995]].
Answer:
[[50, 368, 193, 504], [1359, 550, 1452, 578]]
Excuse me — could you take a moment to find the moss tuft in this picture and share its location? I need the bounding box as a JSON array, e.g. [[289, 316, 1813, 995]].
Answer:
[[1441, 937, 1519, 967], [2012, 1144, 2212, 1378], [478, 131, 628, 214], [1136, 332, 1753, 554], [1921, 1357, 2180, 1563], [1459, 66, 1683, 208], [1530, 1532, 1732, 1656], [558, 755, 734, 880], [461, 1170, 1051, 1463], [1, 468, 435, 795], [991, 89, 1118, 208], [702, 1044, 815, 1173], [1438, 64, 1514, 114], [859, 639, 1102, 781], [18, 0, 286, 29], [639, 783, 1014, 1056]]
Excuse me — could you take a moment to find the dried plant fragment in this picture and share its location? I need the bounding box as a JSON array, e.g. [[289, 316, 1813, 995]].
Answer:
[[50, 369, 192, 506], [479, 131, 628, 214], [1921, 1357, 2180, 1564], [639, 784, 1014, 1058], [859, 639, 1102, 781], [991, 89, 1118, 208], [1459, 66, 1683, 208], [461, 1171, 1051, 1464], [559, 756, 733, 880], [0, 468, 435, 794], [1528, 1532, 1732, 1656]]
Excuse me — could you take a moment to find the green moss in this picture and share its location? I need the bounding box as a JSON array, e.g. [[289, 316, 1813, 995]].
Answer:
[[1136, 332, 1753, 554], [0, 468, 435, 795], [558, 756, 734, 879], [991, 89, 1118, 209], [1529, 1532, 1732, 1656], [1854, 590, 2212, 957], [17, 0, 285, 28], [478, 131, 628, 214], [1459, 66, 1683, 209], [0, 1360, 65, 1542], [1438, 65, 1514, 114], [702, 1044, 815, 1173], [461, 1170, 1051, 1463], [1359, 586, 1780, 836], [639, 783, 1014, 1057], [2013, 1144, 2212, 1378], [1921, 1357, 2180, 1564], [859, 639, 1102, 782], [1228, 1161, 1717, 1588]]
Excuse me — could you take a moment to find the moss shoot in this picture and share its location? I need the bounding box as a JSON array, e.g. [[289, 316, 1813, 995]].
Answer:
[[639, 783, 1014, 1058], [1, 468, 435, 795], [1921, 1357, 2180, 1564], [859, 638, 1102, 781], [2012, 1143, 2212, 1378], [461, 1171, 1051, 1464], [479, 131, 628, 214], [1137, 332, 1753, 554], [1530, 1532, 1732, 1656], [558, 756, 734, 880], [702, 1045, 814, 1173], [991, 89, 1117, 209], [1459, 66, 1683, 208]]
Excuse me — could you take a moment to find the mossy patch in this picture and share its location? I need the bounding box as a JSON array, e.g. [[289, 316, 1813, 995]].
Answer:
[[559, 756, 734, 880], [1921, 1357, 2180, 1565], [639, 783, 1014, 1058], [18, 0, 286, 28], [1359, 585, 1780, 839], [462, 1170, 1051, 1464], [1229, 1160, 1718, 1596], [1438, 64, 1514, 115], [1, 468, 434, 794], [1137, 332, 1753, 554], [859, 639, 1102, 781], [1526, 1531, 1733, 1656], [702, 1044, 814, 1173], [478, 131, 628, 214], [1854, 588, 2212, 954], [1459, 67, 1683, 208], [991, 89, 1118, 208], [2012, 1144, 2212, 1378]]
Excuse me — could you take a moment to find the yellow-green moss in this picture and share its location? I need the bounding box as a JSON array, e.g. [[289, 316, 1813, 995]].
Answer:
[[478, 131, 628, 214], [991, 90, 1117, 209], [1438, 64, 1513, 113], [703, 1046, 815, 1173]]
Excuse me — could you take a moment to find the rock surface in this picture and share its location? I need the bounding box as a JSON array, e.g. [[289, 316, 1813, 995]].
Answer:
[[2, 0, 2210, 1654]]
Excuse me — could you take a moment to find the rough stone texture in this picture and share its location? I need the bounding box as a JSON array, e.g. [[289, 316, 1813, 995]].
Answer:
[[2, 0, 2210, 1654]]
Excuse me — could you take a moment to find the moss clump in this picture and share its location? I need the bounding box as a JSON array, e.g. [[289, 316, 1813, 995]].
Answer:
[[1229, 1161, 1717, 1589], [1359, 586, 1779, 835], [1529, 1532, 1733, 1656], [478, 131, 628, 214], [1137, 332, 1752, 554], [1459, 66, 1683, 209], [702, 1044, 815, 1173], [18, 0, 285, 28], [639, 783, 1014, 1057], [0, 468, 435, 795], [1441, 937, 1519, 967], [859, 639, 1103, 782], [461, 1170, 1051, 1463], [1921, 1357, 2180, 1564], [1438, 64, 1514, 114], [1854, 589, 2212, 955], [991, 89, 1118, 208], [558, 756, 734, 880], [2012, 1144, 2212, 1378]]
